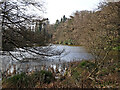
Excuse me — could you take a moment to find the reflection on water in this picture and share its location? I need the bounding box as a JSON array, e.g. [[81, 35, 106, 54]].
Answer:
[[49, 44, 94, 61], [1, 44, 94, 77]]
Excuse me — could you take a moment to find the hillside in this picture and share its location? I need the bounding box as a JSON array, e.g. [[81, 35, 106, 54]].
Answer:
[[50, 2, 120, 61]]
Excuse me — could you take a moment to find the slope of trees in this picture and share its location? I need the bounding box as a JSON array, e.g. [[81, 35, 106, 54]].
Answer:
[[51, 2, 120, 61]]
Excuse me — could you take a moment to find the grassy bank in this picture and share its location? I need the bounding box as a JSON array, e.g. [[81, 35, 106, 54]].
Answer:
[[2, 60, 120, 88]]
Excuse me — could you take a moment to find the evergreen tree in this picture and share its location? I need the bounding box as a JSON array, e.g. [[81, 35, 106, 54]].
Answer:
[[63, 15, 67, 22], [39, 23, 42, 32], [61, 18, 63, 22], [55, 19, 60, 24]]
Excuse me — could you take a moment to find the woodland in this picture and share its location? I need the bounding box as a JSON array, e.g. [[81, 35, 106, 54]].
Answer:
[[0, 1, 120, 88]]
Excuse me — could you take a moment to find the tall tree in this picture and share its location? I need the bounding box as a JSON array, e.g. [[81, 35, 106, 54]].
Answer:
[[0, 0, 63, 60], [63, 15, 67, 22]]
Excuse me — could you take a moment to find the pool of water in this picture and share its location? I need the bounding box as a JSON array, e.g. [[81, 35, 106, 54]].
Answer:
[[0, 44, 94, 74]]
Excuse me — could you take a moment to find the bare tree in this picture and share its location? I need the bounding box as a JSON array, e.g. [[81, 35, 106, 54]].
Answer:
[[0, 0, 64, 61]]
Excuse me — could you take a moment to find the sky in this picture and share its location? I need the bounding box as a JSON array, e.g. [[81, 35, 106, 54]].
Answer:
[[44, 0, 101, 24]]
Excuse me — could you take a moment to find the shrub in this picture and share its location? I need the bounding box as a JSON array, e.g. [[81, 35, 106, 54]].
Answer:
[[113, 46, 120, 51], [3, 70, 55, 88], [78, 61, 96, 69], [5, 73, 31, 88], [31, 70, 54, 84]]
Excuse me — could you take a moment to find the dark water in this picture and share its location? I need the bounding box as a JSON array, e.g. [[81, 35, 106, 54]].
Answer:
[[1, 44, 94, 74]]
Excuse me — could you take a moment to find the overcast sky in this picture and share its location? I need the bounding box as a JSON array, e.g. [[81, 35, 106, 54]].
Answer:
[[44, 0, 101, 24]]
